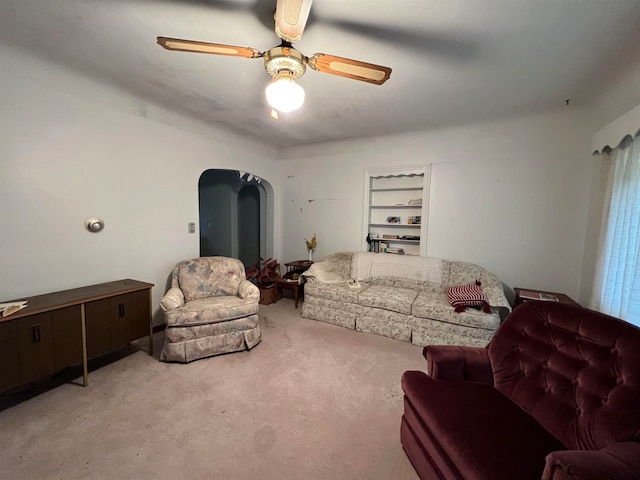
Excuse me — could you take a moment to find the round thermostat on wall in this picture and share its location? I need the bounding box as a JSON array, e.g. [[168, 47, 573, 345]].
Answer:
[[85, 217, 105, 233]]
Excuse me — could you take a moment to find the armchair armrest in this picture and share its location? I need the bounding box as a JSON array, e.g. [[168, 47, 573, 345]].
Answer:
[[238, 280, 260, 301], [160, 287, 184, 312], [542, 442, 640, 480], [423, 345, 493, 385]]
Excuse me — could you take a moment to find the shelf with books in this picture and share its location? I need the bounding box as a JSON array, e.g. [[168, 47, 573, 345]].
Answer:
[[363, 167, 430, 257], [370, 238, 420, 244]]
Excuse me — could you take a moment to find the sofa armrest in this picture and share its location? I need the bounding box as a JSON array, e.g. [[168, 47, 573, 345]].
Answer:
[[301, 262, 349, 284], [478, 271, 512, 312], [160, 287, 184, 312], [423, 345, 493, 385], [542, 442, 640, 480], [238, 280, 260, 301]]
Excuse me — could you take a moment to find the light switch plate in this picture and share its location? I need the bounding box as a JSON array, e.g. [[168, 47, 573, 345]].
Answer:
[[188, 222, 196, 234]]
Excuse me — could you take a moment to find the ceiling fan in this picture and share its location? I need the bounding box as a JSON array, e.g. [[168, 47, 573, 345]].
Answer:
[[157, 0, 392, 116]]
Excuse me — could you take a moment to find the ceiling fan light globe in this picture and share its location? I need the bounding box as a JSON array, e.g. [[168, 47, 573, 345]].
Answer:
[[265, 77, 305, 112]]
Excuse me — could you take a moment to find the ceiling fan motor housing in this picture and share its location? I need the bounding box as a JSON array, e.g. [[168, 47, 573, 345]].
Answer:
[[264, 46, 306, 78]]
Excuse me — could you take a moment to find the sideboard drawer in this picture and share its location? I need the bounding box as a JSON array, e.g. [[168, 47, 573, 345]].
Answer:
[[18, 312, 55, 384]]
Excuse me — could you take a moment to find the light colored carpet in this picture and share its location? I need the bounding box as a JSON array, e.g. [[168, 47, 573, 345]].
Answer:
[[0, 299, 424, 480]]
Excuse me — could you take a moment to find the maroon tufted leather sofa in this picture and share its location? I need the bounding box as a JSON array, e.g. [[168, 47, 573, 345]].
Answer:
[[400, 301, 640, 479]]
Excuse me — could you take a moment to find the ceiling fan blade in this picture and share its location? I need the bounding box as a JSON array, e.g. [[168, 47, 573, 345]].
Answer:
[[274, 0, 313, 43], [307, 53, 392, 85], [157, 37, 263, 59], [322, 19, 478, 61]]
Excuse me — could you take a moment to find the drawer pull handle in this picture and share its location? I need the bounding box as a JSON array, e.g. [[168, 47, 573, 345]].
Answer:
[[32, 324, 41, 343], [119, 303, 125, 317]]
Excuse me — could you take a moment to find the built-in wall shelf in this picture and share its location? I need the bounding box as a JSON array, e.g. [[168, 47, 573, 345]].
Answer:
[[372, 239, 420, 244], [369, 223, 421, 228], [369, 187, 423, 192], [370, 205, 422, 209], [363, 167, 431, 256]]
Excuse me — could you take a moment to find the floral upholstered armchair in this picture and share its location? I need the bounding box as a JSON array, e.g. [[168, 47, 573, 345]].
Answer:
[[159, 256, 261, 363]]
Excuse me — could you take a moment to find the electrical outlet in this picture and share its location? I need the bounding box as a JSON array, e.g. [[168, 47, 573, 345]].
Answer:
[[188, 222, 196, 234]]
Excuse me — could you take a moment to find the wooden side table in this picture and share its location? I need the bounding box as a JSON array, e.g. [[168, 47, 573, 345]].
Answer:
[[284, 260, 314, 273], [274, 261, 313, 308], [274, 277, 303, 308], [514, 287, 580, 308]]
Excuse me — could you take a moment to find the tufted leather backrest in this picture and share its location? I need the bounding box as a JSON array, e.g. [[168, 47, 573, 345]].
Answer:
[[488, 301, 640, 450]]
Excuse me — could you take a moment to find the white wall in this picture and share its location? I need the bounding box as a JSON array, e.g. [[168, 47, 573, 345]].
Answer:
[[0, 48, 282, 324], [591, 55, 640, 132], [279, 108, 594, 302], [579, 54, 640, 304]]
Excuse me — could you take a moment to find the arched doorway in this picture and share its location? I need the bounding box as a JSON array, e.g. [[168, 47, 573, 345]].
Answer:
[[198, 169, 274, 267], [237, 184, 260, 266]]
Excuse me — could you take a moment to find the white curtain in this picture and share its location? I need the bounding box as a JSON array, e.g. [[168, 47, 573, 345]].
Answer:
[[590, 134, 640, 325]]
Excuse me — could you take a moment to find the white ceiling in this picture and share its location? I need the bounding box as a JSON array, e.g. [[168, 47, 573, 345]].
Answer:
[[2, 0, 640, 147]]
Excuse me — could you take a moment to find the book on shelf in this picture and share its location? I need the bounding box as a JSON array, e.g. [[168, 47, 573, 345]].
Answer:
[[385, 247, 405, 255], [518, 290, 559, 302], [382, 234, 399, 239], [0, 301, 28, 317]]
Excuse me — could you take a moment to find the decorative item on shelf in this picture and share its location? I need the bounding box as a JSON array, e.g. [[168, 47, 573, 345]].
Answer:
[[305, 233, 317, 261], [408, 216, 421, 225], [386, 216, 400, 224], [408, 198, 422, 205]]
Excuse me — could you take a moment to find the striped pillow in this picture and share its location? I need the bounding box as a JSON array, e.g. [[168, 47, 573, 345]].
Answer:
[[447, 281, 491, 313]]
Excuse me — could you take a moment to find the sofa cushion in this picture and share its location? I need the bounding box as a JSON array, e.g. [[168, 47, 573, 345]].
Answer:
[[165, 295, 259, 327], [358, 285, 417, 315], [351, 252, 443, 284], [412, 292, 500, 330], [401, 370, 566, 480], [370, 276, 437, 291], [447, 261, 485, 287], [304, 282, 362, 304]]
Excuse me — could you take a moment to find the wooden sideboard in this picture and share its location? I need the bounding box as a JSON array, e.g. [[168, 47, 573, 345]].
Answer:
[[0, 279, 154, 393]]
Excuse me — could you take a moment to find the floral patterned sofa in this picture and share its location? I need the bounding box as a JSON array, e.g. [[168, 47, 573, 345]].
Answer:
[[159, 257, 261, 363], [301, 252, 511, 346]]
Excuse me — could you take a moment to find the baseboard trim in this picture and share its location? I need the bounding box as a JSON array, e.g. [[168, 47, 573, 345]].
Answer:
[[153, 323, 166, 333]]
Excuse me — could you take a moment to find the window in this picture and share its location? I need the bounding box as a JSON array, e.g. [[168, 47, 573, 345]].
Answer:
[[590, 134, 640, 326]]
